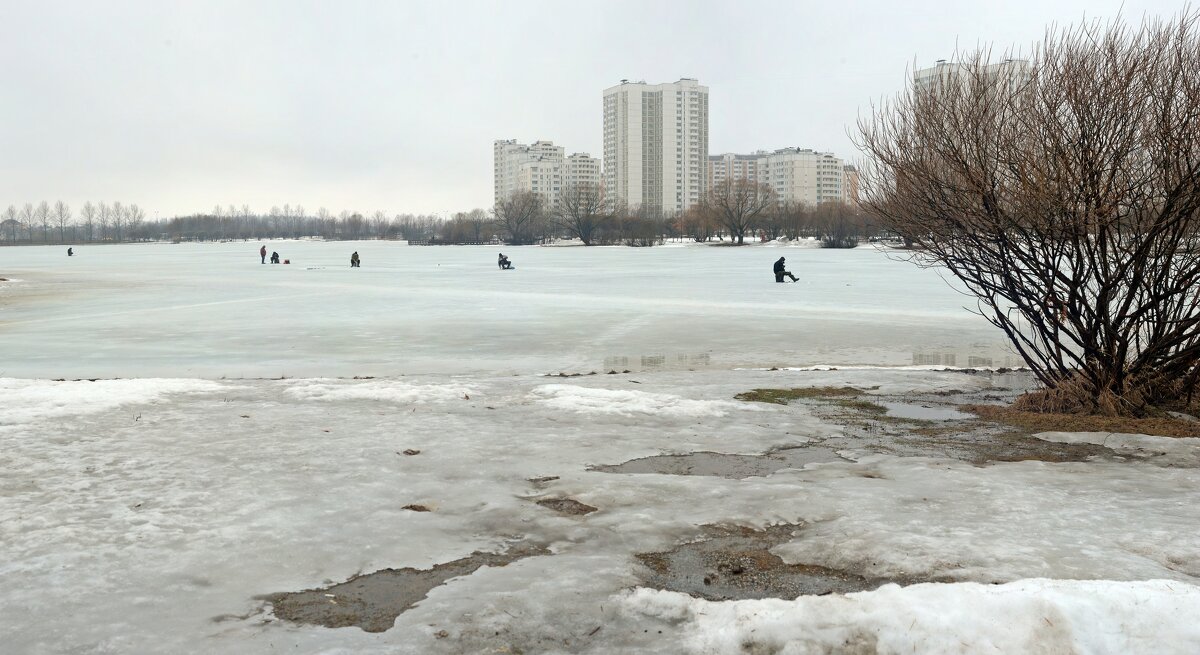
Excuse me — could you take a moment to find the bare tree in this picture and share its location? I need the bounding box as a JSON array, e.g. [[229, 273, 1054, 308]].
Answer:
[[703, 178, 775, 245], [111, 201, 125, 242], [80, 201, 96, 242], [553, 183, 607, 245], [493, 191, 543, 245], [97, 202, 111, 241], [126, 204, 145, 240], [35, 201, 50, 243], [858, 12, 1200, 414], [53, 201, 71, 243], [2, 205, 17, 242]]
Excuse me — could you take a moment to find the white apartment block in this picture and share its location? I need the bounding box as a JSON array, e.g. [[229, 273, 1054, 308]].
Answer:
[[603, 78, 709, 216], [494, 140, 600, 210], [707, 153, 760, 190], [707, 148, 849, 206], [913, 59, 1031, 94], [494, 139, 563, 207], [564, 153, 601, 193]]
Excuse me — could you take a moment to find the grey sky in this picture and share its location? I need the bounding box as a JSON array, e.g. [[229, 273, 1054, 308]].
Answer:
[[0, 0, 1183, 218]]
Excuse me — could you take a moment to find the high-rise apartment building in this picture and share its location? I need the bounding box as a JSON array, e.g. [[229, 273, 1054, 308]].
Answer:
[[707, 153, 760, 190], [707, 148, 849, 206], [603, 78, 709, 216], [564, 153, 601, 192], [913, 59, 1030, 94], [494, 140, 599, 211], [494, 139, 563, 207]]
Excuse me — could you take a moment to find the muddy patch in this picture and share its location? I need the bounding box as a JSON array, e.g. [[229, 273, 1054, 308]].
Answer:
[[591, 446, 846, 479], [537, 498, 597, 515], [260, 543, 548, 632], [636, 524, 907, 601]]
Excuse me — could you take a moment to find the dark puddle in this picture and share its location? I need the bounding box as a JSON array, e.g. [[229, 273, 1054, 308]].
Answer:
[[537, 498, 597, 515], [636, 524, 908, 601], [591, 446, 845, 479], [260, 543, 548, 632]]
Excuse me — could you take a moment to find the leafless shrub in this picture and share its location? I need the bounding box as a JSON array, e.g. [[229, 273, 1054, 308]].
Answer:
[[858, 12, 1200, 414]]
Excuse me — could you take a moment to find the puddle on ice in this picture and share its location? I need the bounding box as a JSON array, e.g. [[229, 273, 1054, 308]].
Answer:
[[259, 543, 548, 632], [878, 401, 972, 421], [590, 447, 845, 479], [636, 524, 909, 601]]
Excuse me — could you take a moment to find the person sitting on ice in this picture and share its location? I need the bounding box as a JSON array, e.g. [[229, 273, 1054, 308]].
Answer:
[[498, 253, 512, 269], [270, 251, 280, 264], [774, 256, 798, 283], [67, 247, 73, 256], [350, 251, 360, 268]]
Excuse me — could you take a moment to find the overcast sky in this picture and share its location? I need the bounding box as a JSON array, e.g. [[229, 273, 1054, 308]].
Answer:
[[0, 0, 1184, 218]]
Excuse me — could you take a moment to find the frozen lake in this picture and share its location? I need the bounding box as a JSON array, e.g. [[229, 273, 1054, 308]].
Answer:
[[0, 240, 1016, 378]]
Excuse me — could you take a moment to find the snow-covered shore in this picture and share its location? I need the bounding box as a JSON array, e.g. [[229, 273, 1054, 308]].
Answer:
[[3, 367, 1197, 653]]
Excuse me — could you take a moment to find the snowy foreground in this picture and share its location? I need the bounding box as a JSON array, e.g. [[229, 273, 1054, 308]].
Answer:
[[4, 368, 1200, 654]]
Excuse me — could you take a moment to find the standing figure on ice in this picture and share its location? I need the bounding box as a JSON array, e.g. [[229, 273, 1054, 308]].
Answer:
[[260, 244, 267, 264], [774, 256, 798, 283]]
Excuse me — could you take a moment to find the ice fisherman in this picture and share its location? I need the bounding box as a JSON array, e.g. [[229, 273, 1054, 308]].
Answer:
[[498, 253, 512, 269], [67, 247, 73, 257], [774, 256, 798, 283], [260, 244, 267, 264], [270, 251, 280, 264], [350, 251, 360, 268]]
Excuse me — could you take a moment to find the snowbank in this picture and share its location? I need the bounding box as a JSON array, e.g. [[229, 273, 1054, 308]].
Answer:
[[531, 383, 767, 418], [1036, 431, 1200, 467], [0, 378, 226, 427], [282, 378, 475, 404], [624, 579, 1200, 654]]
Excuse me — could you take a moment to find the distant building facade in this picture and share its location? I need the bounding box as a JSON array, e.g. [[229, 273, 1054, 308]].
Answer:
[[603, 78, 709, 215], [913, 59, 1031, 94], [707, 148, 849, 206], [494, 140, 598, 211]]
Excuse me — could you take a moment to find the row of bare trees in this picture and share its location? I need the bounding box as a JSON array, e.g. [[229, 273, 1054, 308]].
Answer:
[[1, 190, 875, 248], [1, 201, 145, 244], [681, 179, 877, 247], [479, 183, 877, 247]]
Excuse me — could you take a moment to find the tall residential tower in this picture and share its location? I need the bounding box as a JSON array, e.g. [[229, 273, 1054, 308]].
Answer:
[[602, 78, 709, 216]]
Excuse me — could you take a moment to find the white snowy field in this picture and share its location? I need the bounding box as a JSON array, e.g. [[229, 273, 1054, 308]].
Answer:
[[3, 241, 1199, 653], [0, 240, 1015, 378]]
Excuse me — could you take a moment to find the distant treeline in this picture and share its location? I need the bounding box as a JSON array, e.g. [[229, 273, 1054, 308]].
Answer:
[[2, 194, 884, 247]]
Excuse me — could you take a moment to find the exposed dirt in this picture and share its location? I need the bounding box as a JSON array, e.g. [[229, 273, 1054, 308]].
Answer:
[[261, 543, 548, 632], [536, 498, 598, 515], [635, 524, 914, 601], [590, 446, 846, 479], [735, 386, 864, 404]]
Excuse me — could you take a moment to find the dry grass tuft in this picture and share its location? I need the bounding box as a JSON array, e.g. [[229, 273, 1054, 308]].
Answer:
[[965, 404, 1199, 438]]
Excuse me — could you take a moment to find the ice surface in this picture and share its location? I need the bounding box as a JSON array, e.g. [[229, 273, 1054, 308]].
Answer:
[[0, 241, 1016, 378], [2, 368, 1198, 653]]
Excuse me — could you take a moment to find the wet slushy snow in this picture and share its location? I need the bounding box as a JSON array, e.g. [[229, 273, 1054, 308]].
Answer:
[[2, 242, 1198, 654]]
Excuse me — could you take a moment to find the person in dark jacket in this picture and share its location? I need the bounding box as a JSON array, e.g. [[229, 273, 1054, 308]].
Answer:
[[498, 253, 512, 269], [260, 244, 267, 264], [67, 247, 73, 256], [350, 251, 360, 267], [270, 251, 280, 264], [774, 256, 798, 283]]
